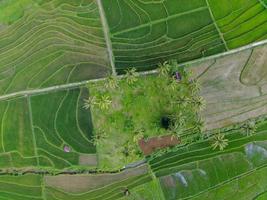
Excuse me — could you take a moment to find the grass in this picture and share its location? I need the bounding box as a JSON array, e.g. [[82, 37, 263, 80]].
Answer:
[[89, 65, 203, 170]]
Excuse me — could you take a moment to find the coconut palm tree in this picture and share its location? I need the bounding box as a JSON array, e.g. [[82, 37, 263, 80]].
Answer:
[[97, 95, 112, 110], [83, 96, 97, 110], [158, 61, 171, 76], [193, 96, 206, 111], [122, 141, 135, 158], [168, 77, 179, 91], [194, 119, 204, 134], [133, 128, 145, 143], [211, 133, 228, 151], [242, 120, 257, 136], [170, 118, 185, 140], [125, 68, 138, 85], [91, 129, 108, 146], [105, 74, 119, 89], [190, 79, 201, 95]]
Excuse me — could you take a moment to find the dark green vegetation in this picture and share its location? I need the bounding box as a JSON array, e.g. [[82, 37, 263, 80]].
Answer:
[[148, 116, 267, 200], [0, 0, 111, 95], [0, 87, 96, 169], [88, 65, 203, 169], [102, 0, 267, 72]]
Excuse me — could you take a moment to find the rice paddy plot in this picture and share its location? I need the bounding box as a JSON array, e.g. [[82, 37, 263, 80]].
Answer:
[[0, 174, 43, 200], [0, 0, 111, 96], [102, 0, 226, 72], [0, 87, 96, 169], [0, 96, 37, 168], [30, 87, 96, 169], [208, 0, 267, 48], [148, 119, 267, 200]]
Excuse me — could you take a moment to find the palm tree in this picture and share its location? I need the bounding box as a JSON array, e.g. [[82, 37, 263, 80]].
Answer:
[[194, 119, 205, 134], [83, 96, 97, 110], [91, 129, 108, 146], [190, 80, 201, 95], [125, 68, 138, 85], [97, 95, 112, 110], [133, 128, 145, 143], [242, 120, 257, 136], [168, 77, 179, 91], [122, 141, 135, 158], [170, 118, 185, 140], [211, 133, 228, 151], [193, 96, 206, 111], [105, 74, 119, 89], [158, 61, 171, 76]]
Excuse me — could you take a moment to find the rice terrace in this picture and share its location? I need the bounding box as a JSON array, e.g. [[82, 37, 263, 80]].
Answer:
[[1, 0, 267, 199]]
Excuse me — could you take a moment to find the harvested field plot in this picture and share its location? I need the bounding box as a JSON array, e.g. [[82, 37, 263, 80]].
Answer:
[[45, 164, 148, 193], [0, 0, 111, 96], [0, 87, 96, 169], [0, 168, 154, 200], [45, 173, 153, 200], [189, 43, 267, 130], [102, 0, 226, 72]]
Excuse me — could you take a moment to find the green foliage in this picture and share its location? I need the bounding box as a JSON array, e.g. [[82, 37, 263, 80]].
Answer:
[[211, 133, 229, 151], [89, 62, 204, 169], [125, 68, 139, 85], [104, 75, 119, 89]]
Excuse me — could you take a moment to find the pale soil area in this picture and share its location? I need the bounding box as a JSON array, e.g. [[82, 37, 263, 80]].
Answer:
[[189, 44, 267, 130], [79, 154, 97, 166], [44, 164, 148, 193]]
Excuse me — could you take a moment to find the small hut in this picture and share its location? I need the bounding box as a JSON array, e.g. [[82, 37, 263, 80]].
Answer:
[[63, 145, 71, 153]]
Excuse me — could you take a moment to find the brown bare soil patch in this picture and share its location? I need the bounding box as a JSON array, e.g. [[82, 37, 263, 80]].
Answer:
[[187, 46, 267, 130], [44, 164, 148, 193], [79, 154, 97, 166], [160, 176, 176, 188], [138, 135, 180, 156]]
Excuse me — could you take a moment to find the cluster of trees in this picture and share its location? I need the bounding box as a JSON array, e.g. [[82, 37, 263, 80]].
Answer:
[[84, 62, 207, 160], [157, 61, 206, 145]]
